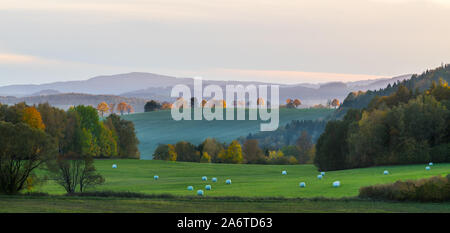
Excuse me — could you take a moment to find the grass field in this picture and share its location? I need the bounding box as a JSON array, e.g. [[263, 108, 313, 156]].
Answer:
[[122, 108, 333, 159], [1, 195, 449, 213], [34, 160, 450, 198]]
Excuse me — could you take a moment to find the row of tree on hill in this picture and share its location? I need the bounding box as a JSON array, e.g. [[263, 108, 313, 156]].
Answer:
[[144, 97, 340, 112], [315, 78, 450, 171], [153, 132, 315, 165], [96, 101, 134, 116], [0, 102, 139, 194]]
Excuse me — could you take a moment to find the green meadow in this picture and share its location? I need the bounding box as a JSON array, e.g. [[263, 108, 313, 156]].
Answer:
[[35, 160, 450, 198], [122, 108, 333, 159]]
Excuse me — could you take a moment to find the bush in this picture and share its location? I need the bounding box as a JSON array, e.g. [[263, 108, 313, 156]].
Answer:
[[359, 175, 450, 202]]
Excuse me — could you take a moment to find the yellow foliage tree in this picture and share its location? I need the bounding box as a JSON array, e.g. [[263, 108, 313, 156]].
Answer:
[[200, 152, 211, 163], [97, 102, 109, 117], [168, 144, 177, 161], [22, 106, 45, 130], [218, 140, 243, 164]]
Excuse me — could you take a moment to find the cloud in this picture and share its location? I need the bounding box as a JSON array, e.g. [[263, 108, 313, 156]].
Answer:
[[0, 53, 56, 65]]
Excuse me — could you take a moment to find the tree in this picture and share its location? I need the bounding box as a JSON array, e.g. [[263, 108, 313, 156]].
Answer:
[[257, 97, 265, 106], [22, 106, 45, 130], [200, 152, 211, 163], [242, 139, 265, 164], [37, 103, 67, 155], [50, 153, 104, 193], [218, 140, 243, 164], [117, 102, 128, 115], [144, 100, 162, 112], [293, 99, 302, 108], [296, 131, 313, 164], [96, 102, 109, 117], [104, 114, 140, 159], [201, 138, 223, 162], [331, 99, 340, 109], [175, 141, 200, 162], [0, 122, 56, 194], [126, 104, 134, 114], [153, 144, 177, 161]]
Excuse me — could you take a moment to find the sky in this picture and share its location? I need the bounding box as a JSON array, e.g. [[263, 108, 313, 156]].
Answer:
[[0, 0, 449, 86]]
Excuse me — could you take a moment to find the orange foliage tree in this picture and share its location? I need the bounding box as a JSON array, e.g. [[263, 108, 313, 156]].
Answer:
[[117, 102, 128, 115], [22, 106, 45, 130], [96, 102, 109, 117]]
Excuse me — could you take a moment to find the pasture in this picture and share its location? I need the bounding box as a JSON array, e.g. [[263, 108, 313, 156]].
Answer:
[[34, 160, 450, 198], [122, 108, 333, 159]]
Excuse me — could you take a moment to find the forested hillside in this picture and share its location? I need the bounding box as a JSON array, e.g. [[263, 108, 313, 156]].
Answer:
[[333, 65, 450, 119]]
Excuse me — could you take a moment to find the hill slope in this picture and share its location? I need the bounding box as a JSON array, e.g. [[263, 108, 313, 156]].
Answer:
[[123, 108, 333, 159], [334, 65, 450, 118]]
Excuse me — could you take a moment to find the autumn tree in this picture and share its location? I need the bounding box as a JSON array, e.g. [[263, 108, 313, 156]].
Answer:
[[96, 102, 109, 117], [126, 104, 134, 114], [331, 99, 340, 109], [293, 99, 302, 108], [218, 140, 243, 164], [22, 106, 45, 130], [200, 152, 211, 163], [117, 102, 128, 115]]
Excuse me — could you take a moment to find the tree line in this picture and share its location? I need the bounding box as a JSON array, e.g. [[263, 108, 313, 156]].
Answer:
[[315, 78, 450, 171], [153, 132, 315, 165], [0, 102, 139, 194]]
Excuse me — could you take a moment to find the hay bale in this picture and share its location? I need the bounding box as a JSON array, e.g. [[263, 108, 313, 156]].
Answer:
[[202, 176, 207, 181], [154, 175, 159, 180], [383, 170, 389, 175], [321, 172, 325, 176], [317, 174, 323, 180], [197, 190, 204, 196], [333, 181, 340, 187], [299, 182, 306, 188], [282, 170, 287, 175], [205, 185, 211, 190], [226, 179, 232, 184], [426, 166, 431, 170], [112, 164, 117, 169], [212, 177, 217, 182], [429, 162, 433, 166], [187, 186, 193, 191]]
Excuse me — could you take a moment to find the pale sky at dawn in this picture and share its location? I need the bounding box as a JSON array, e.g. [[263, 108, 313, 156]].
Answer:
[[0, 0, 449, 86]]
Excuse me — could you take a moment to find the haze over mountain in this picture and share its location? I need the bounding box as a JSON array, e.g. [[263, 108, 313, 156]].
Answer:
[[0, 72, 411, 110]]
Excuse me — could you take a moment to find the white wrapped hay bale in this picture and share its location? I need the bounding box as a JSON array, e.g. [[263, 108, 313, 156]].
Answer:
[[282, 170, 287, 175], [299, 182, 306, 188], [187, 186, 193, 191], [154, 175, 159, 180], [226, 179, 232, 184], [383, 170, 389, 175], [317, 174, 323, 180], [205, 185, 211, 190], [429, 162, 433, 166], [112, 164, 117, 169], [197, 190, 204, 196], [202, 176, 207, 181], [212, 177, 217, 182], [321, 172, 325, 176], [333, 181, 340, 187], [425, 166, 431, 170]]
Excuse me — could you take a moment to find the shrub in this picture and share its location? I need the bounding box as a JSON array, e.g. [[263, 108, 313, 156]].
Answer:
[[359, 175, 450, 202]]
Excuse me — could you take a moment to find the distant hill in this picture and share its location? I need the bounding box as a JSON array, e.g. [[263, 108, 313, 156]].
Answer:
[[333, 65, 450, 119], [0, 72, 411, 107], [0, 93, 148, 112]]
